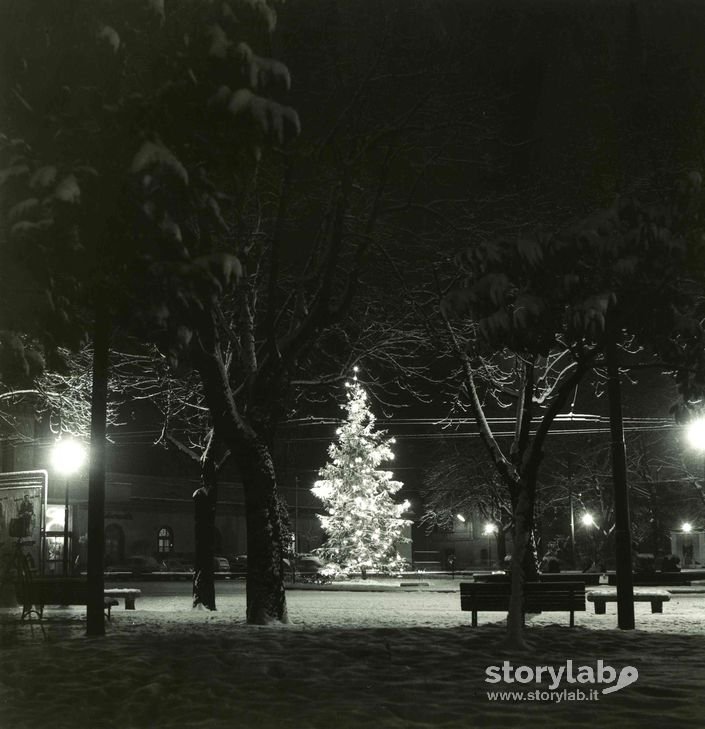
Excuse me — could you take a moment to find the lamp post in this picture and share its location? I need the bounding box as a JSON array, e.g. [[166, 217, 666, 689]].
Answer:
[[483, 522, 497, 569], [581, 512, 597, 565], [681, 522, 694, 567], [685, 418, 705, 568], [686, 417, 705, 496], [51, 439, 87, 576]]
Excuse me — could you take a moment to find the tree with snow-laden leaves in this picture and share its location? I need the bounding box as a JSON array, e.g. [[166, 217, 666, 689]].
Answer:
[[0, 0, 300, 626], [436, 173, 705, 648], [312, 375, 410, 576]]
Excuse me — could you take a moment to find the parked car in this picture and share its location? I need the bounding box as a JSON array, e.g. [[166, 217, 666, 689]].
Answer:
[[284, 554, 330, 583], [213, 556, 230, 572], [225, 554, 328, 581], [228, 554, 248, 575], [162, 557, 195, 574], [105, 555, 163, 576], [294, 555, 326, 575]]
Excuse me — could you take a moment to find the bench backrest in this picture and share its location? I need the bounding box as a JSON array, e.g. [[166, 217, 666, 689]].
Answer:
[[17, 578, 90, 606], [460, 581, 585, 612], [524, 581, 585, 611], [460, 581, 512, 611]]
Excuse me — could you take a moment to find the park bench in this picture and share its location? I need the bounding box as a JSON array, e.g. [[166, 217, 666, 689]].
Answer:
[[586, 589, 671, 614], [15, 578, 137, 622], [460, 581, 585, 627], [104, 587, 141, 610]]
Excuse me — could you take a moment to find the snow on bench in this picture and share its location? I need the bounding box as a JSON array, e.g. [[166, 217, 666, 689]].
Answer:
[[103, 588, 141, 610], [586, 589, 671, 614]]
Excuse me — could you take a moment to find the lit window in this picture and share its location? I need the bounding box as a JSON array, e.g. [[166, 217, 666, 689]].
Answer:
[[158, 526, 174, 554]]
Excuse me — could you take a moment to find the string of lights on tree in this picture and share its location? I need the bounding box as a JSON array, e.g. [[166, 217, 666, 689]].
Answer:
[[312, 368, 411, 576]]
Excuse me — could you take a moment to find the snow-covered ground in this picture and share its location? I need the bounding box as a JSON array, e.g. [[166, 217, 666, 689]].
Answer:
[[2, 581, 705, 728]]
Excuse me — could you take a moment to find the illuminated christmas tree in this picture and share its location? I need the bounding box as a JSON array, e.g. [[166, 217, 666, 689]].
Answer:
[[312, 372, 411, 575]]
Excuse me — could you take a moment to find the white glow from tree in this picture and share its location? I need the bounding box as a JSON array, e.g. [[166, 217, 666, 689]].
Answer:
[[312, 377, 410, 574]]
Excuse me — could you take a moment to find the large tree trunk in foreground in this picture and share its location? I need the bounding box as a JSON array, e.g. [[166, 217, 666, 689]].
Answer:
[[193, 336, 288, 624], [243, 443, 288, 624], [192, 451, 217, 610], [505, 480, 535, 650]]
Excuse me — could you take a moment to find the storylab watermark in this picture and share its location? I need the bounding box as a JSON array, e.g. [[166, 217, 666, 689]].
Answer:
[[485, 660, 639, 702]]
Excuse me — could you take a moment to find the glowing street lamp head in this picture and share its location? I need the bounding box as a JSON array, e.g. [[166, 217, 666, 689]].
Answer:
[[682, 522, 693, 533], [456, 513, 466, 523], [581, 513, 595, 527], [686, 418, 705, 452], [51, 439, 87, 476], [483, 522, 497, 536]]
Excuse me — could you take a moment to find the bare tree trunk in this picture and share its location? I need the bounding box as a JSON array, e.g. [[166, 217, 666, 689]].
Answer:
[[243, 443, 288, 624], [504, 482, 533, 650], [606, 318, 635, 629], [193, 335, 288, 624], [193, 441, 217, 610]]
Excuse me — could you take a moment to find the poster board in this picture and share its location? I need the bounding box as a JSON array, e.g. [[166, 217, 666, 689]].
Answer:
[[0, 471, 47, 575]]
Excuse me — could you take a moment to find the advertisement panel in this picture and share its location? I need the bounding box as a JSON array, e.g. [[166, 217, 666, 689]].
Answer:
[[0, 472, 47, 575]]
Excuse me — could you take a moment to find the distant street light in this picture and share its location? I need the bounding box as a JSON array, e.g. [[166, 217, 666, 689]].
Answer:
[[581, 512, 598, 565], [483, 522, 498, 569], [456, 513, 466, 523], [686, 418, 705, 566], [681, 522, 695, 567], [686, 415, 705, 490], [51, 439, 87, 576], [686, 418, 705, 452]]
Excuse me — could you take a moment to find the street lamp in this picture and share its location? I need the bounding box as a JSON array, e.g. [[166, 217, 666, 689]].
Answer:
[[51, 438, 87, 576], [483, 522, 498, 569], [686, 418, 705, 452], [686, 417, 705, 491], [681, 522, 694, 567], [580, 513, 598, 566], [685, 417, 705, 568]]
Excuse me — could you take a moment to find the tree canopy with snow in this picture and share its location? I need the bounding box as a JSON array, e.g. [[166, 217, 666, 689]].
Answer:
[[312, 374, 410, 575], [0, 0, 302, 625], [437, 175, 705, 647]]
